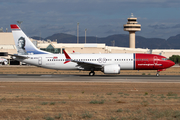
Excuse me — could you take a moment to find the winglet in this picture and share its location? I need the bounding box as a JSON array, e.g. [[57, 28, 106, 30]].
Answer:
[[63, 50, 71, 64]]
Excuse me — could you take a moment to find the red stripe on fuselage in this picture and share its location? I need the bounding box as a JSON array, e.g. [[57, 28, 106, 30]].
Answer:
[[135, 53, 174, 70]]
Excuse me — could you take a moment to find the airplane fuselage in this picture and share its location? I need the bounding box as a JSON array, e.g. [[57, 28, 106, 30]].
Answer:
[[14, 53, 174, 71], [10, 24, 175, 76]]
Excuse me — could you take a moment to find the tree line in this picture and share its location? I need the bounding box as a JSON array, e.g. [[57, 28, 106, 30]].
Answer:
[[169, 55, 180, 64]]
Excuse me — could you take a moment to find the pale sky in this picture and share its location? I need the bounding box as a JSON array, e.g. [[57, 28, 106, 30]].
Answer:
[[1, 0, 180, 39]]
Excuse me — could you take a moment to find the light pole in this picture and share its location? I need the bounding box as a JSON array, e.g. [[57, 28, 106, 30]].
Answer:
[[96, 35, 97, 43], [77, 22, 79, 43], [85, 29, 87, 43]]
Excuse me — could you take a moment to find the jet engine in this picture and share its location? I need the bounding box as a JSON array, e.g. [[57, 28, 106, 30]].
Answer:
[[102, 64, 120, 74]]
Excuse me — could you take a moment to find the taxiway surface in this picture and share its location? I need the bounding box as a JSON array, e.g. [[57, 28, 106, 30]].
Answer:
[[0, 74, 179, 83]]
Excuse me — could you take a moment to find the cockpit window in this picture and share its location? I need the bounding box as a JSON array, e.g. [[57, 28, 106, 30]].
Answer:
[[162, 58, 168, 60]]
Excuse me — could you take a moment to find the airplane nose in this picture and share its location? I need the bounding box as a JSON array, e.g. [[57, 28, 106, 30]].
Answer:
[[168, 60, 175, 67]]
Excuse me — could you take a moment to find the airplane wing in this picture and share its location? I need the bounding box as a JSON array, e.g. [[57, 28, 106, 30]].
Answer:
[[8, 54, 29, 59], [72, 59, 102, 68], [63, 50, 102, 70]]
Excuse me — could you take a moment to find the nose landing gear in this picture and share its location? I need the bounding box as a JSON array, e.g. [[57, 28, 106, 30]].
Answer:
[[156, 69, 166, 77], [156, 72, 160, 77], [89, 71, 95, 76]]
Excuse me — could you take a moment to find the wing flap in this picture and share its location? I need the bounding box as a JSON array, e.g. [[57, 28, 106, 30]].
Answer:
[[72, 60, 102, 68]]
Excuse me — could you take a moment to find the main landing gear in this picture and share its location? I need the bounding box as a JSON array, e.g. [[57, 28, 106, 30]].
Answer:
[[89, 71, 95, 76]]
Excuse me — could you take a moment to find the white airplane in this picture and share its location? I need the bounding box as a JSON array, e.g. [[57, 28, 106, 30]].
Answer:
[[0, 58, 8, 65], [10, 24, 175, 76]]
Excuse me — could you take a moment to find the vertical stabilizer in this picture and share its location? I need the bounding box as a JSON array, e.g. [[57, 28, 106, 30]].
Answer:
[[10, 24, 51, 55]]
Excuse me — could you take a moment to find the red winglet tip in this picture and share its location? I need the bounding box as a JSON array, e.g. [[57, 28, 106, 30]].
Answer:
[[63, 50, 71, 59], [10, 24, 20, 29]]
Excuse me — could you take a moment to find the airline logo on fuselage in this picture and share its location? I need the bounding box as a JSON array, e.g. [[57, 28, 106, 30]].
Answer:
[[138, 63, 162, 66]]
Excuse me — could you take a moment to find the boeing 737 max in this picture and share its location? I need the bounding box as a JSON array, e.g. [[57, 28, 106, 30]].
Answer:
[[10, 24, 175, 76]]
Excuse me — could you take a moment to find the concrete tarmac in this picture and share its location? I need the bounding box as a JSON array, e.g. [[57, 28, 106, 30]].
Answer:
[[0, 74, 179, 83]]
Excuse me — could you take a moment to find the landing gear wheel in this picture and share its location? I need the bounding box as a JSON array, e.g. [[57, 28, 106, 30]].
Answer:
[[89, 71, 95, 76], [156, 73, 160, 77]]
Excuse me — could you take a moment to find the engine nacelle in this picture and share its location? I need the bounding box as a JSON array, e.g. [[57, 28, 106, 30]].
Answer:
[[102, 64, 120, 74]]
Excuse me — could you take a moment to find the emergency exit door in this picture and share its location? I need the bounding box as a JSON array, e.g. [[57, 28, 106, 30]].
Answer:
[[38, 57, 42, 65]]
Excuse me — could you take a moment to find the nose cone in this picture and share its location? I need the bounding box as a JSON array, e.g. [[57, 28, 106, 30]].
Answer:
[[168, 60, 175, 67]]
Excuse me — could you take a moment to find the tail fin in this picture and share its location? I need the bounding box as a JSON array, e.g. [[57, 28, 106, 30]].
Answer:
[[10, 24, 51, 55]]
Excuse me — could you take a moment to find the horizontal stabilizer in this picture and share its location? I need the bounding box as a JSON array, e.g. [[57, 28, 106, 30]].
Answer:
[[9, 54, 29, 59]]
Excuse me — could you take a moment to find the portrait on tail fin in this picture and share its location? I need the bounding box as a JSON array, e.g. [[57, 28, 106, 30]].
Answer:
[[17, 37, 27, 55]]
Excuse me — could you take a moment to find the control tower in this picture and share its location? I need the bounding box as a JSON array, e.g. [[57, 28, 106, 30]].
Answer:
[[124, 13, 141, 48]]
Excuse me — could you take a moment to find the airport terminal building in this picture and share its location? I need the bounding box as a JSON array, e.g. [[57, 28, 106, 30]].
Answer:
[[0, 32, 180, 65]]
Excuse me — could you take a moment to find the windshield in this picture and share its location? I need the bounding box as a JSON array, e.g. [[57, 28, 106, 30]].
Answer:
[[162, 58, 168, 61]]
